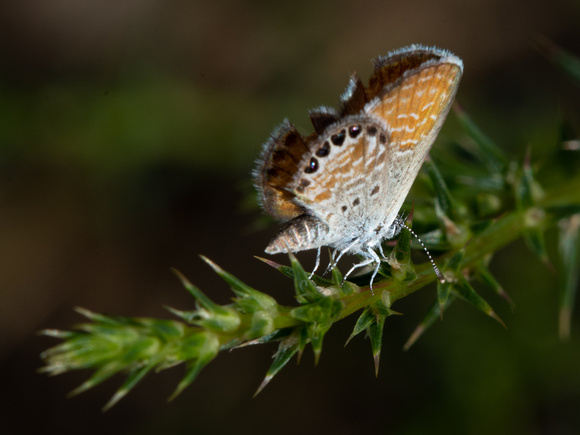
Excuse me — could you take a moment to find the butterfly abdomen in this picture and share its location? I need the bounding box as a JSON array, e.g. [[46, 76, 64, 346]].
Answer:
[[265, 215, 332, 254]]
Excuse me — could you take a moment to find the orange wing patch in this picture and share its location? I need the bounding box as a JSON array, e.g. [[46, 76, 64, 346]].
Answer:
[[366, 63, 462, 151]]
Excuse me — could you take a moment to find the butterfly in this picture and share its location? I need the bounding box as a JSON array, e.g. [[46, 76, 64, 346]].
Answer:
[[254, 45, 463, 288]]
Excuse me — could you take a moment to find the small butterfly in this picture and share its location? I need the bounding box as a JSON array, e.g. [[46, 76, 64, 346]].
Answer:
[[254, 44, 463, 288]]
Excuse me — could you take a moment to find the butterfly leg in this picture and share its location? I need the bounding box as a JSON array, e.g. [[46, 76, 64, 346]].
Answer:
[[341, 249, 382, 293], [342, 257, 374, 285], [377, 242, 388, 260], [322, 249, 338, 277], [309, 247, 322, 279], [325, 239, 357, 278], [367, 249, 383, 291]]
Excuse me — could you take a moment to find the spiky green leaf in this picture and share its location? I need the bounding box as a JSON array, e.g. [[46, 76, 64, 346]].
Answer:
[[289, 252, 324, 303], [453, 279, 506, 328], [475, 259, 515, 309], [103, 360, 158, 411], [201, 256, 279, 313], [389, 215, 416, 282], [425, 158, 457, 219], [346, 307, 374, 345], [558, 214, 580, 340], [170, 331, 219, 400], [368, 315, 386, 377], [255, 335, 300, 396], [173, 269, 241, 332], [437, 279, 452, 311], [404, 296, 455, 351], [454, 104, 507, 173], [255, 256, 295, 278], [523, 208, 550, 265]]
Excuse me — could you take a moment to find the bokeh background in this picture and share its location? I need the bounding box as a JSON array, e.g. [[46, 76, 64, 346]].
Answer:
[[2, 1, 580, 434]]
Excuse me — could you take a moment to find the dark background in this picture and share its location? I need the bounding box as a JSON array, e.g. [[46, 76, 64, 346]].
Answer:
[[1, 1, 580, 434]]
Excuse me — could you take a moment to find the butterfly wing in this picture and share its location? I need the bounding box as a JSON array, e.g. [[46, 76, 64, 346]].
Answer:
[[253, 120, 312, 221], [255, 45, 463, 255], [363, 46, 463, 228]]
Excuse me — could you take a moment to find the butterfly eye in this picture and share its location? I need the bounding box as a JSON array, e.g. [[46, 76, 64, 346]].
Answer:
[[304, 157, 319, 173], [349, 125, 361, 138]]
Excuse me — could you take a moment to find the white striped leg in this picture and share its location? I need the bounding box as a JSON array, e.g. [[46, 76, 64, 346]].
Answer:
[[342, 248, 382, 293], [309, 247, 322, 279]]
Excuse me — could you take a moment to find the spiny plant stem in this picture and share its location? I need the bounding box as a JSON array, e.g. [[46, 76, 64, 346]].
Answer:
[[39, 149, 580, 409], [341, 198, 564, 319]]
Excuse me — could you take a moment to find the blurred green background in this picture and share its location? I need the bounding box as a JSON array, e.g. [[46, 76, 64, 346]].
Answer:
[[2, 1, 580, 434]]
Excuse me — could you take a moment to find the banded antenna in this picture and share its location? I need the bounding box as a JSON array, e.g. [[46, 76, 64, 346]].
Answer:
[[401, 222, 445, 284]]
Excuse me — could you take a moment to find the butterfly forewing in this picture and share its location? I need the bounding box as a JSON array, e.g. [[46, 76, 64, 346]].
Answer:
[[365, 57, 462, 225]]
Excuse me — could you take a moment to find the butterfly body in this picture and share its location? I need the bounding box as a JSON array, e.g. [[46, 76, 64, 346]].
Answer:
[[254, 45, 463, 284]]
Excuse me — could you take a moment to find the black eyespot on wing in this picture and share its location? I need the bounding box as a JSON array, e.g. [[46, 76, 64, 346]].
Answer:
[[366, 125, 377, 136], [304, 157, 319, 173], [349, 125, 361, 138], [331, 130, 346, 146], [341, 205, 347, 212], [316, 141, 331, 157], [370, 185, 380, 196], [353, 198, 360, 206]]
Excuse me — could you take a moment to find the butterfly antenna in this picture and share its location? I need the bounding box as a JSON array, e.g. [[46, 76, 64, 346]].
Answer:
[[401, 222, 445, 283]]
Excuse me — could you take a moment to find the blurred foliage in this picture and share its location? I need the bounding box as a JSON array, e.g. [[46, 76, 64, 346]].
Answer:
[[0, 74, 272, 178]]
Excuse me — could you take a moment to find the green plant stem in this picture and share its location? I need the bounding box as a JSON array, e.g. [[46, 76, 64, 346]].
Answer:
[[220, 171, 580, 337], [335, 171, 580, 320], [40, 169, 580, 406]]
